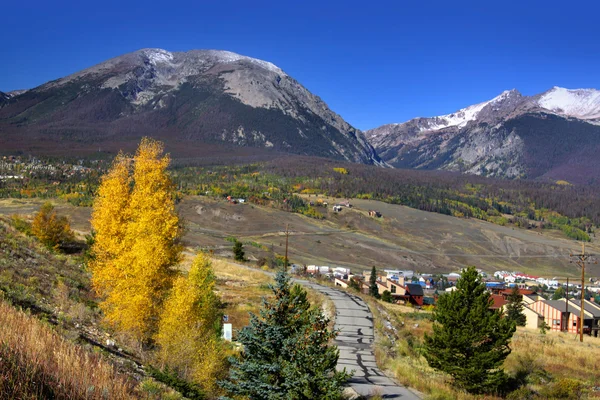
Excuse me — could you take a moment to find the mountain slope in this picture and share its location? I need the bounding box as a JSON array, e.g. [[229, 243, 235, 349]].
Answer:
[[366, 87, 600, 183], [0, 91, 9, 108], [0, 49, 380, 164]]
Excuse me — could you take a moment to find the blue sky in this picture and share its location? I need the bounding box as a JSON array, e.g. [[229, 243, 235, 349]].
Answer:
[[2, 0, 599, 130]]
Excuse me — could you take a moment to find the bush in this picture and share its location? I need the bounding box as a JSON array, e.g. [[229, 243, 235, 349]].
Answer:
[[506, 386, 536, 400], [540, 378, 585, 399], [381, 290, 393, 303], [9, 215, 32, 235], [146, 365, 205, 400], [31, 202, 74, 250]]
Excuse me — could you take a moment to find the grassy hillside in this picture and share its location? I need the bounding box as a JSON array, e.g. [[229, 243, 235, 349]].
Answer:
[[0, 300, 137, 400], [367, 297, 600, 399], [2, 197, 597, 278]]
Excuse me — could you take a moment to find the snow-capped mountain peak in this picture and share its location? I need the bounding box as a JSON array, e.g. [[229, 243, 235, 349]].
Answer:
[[418, 88, 521, 132], [536, 86, 600, 120], [142, 48, 174, 65]]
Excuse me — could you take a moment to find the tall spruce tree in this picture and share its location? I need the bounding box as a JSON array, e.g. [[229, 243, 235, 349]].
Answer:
[[424, 267, 516, 394], [220, 271, 350, 399], [369, 266, 380, 298], [505, 286, 526, 327]]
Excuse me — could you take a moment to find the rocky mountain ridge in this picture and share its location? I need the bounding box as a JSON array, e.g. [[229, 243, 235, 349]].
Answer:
[[366, 87, 600, 183], [0, 48, 380, 164]]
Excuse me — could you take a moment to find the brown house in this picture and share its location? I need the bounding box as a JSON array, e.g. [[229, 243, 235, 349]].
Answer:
[[405, 283, 424, 306]]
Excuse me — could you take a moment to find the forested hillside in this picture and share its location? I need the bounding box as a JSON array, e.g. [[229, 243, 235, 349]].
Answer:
[[2, 154, 599, 241]]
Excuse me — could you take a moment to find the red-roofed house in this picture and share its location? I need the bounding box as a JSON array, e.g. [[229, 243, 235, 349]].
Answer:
[[490, 294, 507, 311]]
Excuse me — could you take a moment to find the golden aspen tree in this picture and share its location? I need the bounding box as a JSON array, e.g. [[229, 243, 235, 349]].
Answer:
[[90, 154, 131, 299], [91, 138, 182, 343], [31, 202, 74, 250], [155, 252, 226, 394]]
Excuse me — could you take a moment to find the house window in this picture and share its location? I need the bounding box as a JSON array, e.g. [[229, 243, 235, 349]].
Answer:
[[391, 285, 396, 294], [552, 319, 560, 326], [573, 321, 577, 327]]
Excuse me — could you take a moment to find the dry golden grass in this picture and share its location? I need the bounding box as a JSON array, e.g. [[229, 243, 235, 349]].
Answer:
[[507, 329, 600, 385], [369, 297, 600, 399], [211, 258, 272, 331], [208, 257, 335, 333], [0, 300, 138, 400]]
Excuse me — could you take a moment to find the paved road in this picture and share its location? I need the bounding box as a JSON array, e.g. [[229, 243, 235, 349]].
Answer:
[[297, 279, 421, 399], [223, 261, 420, 399]]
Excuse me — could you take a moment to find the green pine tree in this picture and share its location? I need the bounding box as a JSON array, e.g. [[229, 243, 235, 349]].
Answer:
[[423, 266, 516, 394], [369, 266, 380, 298], [552, 286, 566, 300], [220, 271, 350, 399], [505, 286, 526, 326], [233, 240, 245, 262]]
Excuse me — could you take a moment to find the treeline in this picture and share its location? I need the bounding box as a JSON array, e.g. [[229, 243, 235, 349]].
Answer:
[[3, 152, 599, 241]]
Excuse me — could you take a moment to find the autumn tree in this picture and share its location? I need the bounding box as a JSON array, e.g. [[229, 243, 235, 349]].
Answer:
[[90, 154, 131, 299], [155, 252, 226, 395], [91, 138, 182, 343], [31, 202, 74, 250], [220, 271, 350, 399], [424, 266, 516, 394]]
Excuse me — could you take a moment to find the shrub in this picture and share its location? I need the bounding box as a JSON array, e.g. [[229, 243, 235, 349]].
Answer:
[[540, 378, 585, 399], [9, 215, 32, 235], [381, 290, 393, 303], [146, 365, 205, 400], [31, 202, 74, 250]]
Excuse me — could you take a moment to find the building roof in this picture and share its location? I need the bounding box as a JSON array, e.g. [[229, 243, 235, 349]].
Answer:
[[490, 294, 507, 310], [540, 299, 596, 317], [500, 288, 536, 296], [405, 283, 424, 296], [543, 299, 577, 313], [568, 300, 600, 318]]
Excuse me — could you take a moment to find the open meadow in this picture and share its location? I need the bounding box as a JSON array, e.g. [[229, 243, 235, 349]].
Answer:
[[2, 195, 597, 278]]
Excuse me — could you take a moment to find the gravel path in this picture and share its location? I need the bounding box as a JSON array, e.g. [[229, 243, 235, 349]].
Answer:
[[295, 279, 421, 399]]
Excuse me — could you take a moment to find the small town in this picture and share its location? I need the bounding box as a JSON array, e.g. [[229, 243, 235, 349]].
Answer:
[[291, 264, 600, 337]]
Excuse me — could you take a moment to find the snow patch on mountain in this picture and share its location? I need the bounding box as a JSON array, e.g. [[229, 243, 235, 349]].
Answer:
[[537, 87, 600, 120], [419, 90, 518, 132], [205, 50, 283, 74], [143, 48, 174, 65]]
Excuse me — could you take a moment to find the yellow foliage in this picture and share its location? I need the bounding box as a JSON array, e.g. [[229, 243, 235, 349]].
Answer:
[[555, 180, 571, 186], [333, 167, 349, 175], [155, 252, 227, 394], [90, 154, 131, 299], [31, 202, 74, 249], [91, 139, 182, 342]]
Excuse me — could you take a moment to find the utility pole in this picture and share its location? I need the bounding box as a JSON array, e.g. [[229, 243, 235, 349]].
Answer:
[[565, 276, 569, 332], [569, 242, 597, 342], [284, 223, 290, 271]]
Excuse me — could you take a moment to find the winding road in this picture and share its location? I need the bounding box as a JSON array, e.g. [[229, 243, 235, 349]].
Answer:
[[224, 261, 420, 399], [297, 279, 421, 399]]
